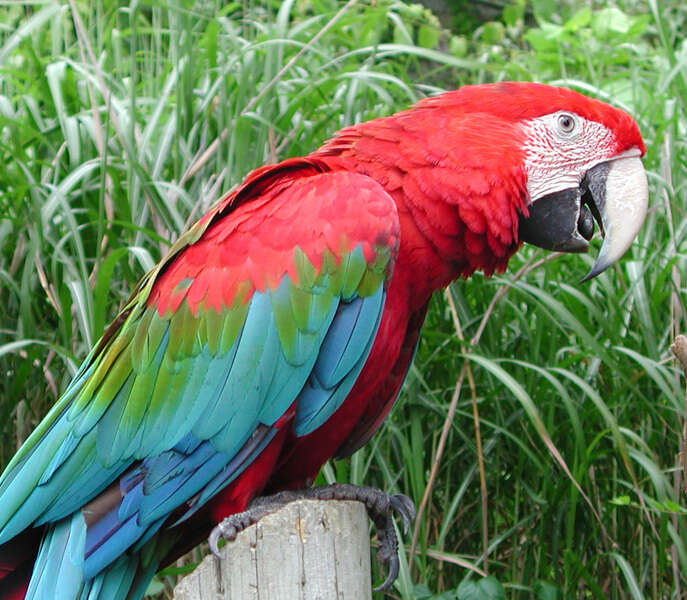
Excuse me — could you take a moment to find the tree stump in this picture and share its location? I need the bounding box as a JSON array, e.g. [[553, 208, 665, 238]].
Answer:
[[173, 499, 372, 600]]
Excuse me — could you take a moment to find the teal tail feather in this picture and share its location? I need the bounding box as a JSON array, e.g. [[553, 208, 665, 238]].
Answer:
[[24, 512, 163, 600]]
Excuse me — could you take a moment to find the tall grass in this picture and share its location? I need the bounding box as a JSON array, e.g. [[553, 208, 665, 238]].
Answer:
[[0, 1, 685, 598]]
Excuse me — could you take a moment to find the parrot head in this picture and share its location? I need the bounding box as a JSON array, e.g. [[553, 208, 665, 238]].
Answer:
[[500, 82, 647, 280], [512, 85, 647, 280], [420, 82, 648, 280]]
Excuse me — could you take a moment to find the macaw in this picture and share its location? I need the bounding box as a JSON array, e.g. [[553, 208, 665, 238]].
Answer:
[[0, 82, 648, 599]]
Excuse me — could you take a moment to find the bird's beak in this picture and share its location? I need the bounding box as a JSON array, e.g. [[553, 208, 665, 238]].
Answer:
[[518, 154, 648, 281]]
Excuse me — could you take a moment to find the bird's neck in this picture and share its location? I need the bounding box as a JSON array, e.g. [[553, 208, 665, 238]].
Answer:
[[311, 113, 529, 306]]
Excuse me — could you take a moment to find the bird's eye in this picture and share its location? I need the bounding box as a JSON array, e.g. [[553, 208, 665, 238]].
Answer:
[[557, 113, 577, 134]]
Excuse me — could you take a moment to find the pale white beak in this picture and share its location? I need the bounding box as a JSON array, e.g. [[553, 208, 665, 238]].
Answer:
[[582, 155, 648, 281]]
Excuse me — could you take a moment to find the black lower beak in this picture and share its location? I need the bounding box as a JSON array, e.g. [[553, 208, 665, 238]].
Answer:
[[518, 156, 648, 280], [518, 185, 594, 254]]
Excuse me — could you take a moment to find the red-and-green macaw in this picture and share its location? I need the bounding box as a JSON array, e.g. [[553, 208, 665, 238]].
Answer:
[[0, 82, 648, 599]]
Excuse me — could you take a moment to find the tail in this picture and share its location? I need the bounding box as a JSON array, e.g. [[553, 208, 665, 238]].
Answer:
[[22, 513, 167, 600]]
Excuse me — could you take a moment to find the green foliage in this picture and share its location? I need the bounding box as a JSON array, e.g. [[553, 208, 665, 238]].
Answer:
[[457, 576, 506, 600], [1, 0, 686, 598]]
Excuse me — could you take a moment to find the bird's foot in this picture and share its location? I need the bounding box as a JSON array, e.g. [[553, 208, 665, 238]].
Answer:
[[208, 483, 415, 592]]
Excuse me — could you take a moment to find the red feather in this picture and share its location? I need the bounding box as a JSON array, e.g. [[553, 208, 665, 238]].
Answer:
[[149, 168, 400, 316]]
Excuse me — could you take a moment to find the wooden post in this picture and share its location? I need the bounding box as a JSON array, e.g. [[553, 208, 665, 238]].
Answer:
[[173, 499, 372, 600]]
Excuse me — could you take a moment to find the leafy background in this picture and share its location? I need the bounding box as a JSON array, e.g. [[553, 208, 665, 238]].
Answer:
[[0, 1, 685, 598]]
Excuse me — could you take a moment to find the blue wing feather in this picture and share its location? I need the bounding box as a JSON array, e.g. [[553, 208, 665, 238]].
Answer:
[[294, 285, 386, 435]]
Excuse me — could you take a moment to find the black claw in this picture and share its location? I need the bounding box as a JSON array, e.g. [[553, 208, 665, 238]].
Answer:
[[373, 530, 399, 592], [390, 494, 416, 534]]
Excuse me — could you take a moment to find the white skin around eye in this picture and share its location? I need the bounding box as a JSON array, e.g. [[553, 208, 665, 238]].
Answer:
[[521, 112, 616, 202]]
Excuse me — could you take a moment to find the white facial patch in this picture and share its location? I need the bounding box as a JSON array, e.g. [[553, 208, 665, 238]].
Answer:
[[521, 112, 616, 202]]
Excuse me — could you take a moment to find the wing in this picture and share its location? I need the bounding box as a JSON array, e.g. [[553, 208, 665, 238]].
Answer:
[[0, 164, 400, 577]]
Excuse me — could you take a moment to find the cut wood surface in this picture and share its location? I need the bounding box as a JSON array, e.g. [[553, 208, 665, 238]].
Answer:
[[173, 499, 372, 600]]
